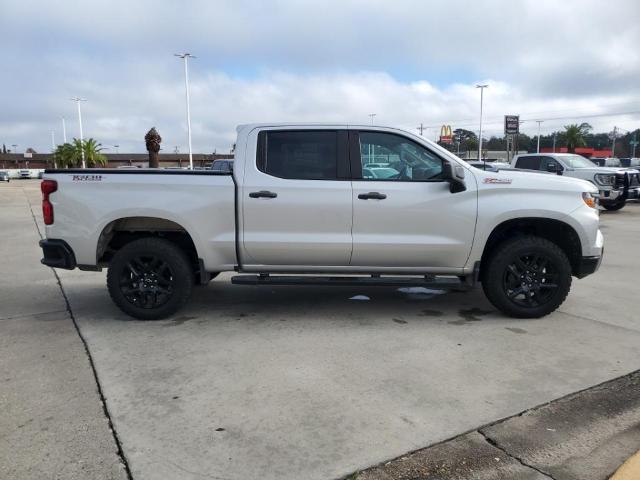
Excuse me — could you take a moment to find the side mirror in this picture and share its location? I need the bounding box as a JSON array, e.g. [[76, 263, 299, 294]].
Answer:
[[442, 162, 466, 193], [546, 163, 563, 175]]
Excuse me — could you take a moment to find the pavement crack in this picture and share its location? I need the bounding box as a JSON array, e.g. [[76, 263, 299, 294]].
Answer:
[[24, 186, 134, 480], [478, 429, 556, 480]]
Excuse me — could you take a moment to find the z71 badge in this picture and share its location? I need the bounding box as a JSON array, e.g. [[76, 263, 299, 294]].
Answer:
[[483, 177, 512, 184], [72, 174, 103, 182]]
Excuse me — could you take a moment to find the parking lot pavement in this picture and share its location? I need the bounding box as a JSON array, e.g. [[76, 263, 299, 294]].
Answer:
[[0, 181, 127, 480], [7, 181, 640, 480]]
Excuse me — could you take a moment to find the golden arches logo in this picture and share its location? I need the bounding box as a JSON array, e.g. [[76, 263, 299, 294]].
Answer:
[[440, 125, 453, 143]]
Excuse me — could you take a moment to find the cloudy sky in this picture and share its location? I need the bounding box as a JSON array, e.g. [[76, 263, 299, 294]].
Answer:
[[1, 0, 639, 153]]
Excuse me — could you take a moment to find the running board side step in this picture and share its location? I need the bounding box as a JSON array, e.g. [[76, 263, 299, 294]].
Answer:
[[231, 274, 470, 290]]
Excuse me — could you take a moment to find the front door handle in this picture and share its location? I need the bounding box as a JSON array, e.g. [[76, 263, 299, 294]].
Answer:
[[249, 190, 278, 199], [358, 192, 387, 200]]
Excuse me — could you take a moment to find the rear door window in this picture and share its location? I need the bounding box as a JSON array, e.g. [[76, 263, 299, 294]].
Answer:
[[257, 130, 339, 180], [515, 156, 542, 170]]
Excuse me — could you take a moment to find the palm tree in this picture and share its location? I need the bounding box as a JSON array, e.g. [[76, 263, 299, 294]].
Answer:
[[145, 127, 161, 168], [53, 142, 77, 168], [54, 139, 107, 167], [563, 123, 592, 153], [73, 138, 107, 167]]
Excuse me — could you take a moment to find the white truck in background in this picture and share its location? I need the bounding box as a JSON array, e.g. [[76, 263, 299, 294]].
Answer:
[[511, 153, 640, 211], [40, 124, 603, 320]]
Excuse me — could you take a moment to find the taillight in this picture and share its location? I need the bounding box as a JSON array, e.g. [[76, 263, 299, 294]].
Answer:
[[41, 180, 57, 225]]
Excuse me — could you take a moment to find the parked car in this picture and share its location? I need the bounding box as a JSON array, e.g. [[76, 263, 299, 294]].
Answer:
[[40, 123, 603, 320], [466, 161, 511, 172], [620, 158, 640, 168], [18, 169, 31, 179], [590, 157, 622, 167], [511, 153, 640, 211], [0, 170, 10, 182], [210, 159, 234, 173]]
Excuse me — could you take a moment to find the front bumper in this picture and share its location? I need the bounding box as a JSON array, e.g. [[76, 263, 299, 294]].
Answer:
[[575, 251, 603, 279], [40, 239, 76, 270]]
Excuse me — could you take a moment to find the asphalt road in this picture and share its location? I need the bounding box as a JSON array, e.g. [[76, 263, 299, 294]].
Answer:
[[1, 180, 639, 480]]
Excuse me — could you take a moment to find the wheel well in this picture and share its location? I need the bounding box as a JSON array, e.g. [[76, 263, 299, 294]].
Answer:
[[97, 217, 200, 275], [480, 218, 582, 277]]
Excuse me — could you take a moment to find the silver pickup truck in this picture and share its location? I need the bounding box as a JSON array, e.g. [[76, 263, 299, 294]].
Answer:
[[39, 124, 603, 320], [511, 153, 640, 211]]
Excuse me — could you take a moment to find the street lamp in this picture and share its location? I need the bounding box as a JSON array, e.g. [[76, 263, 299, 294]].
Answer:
[[61, 117, 67, 143], [113, 144, 120, 154], [368, 113, 376, 163], [536, 120, 544, 153], [476, 84, 488, 161], [174, 52, 196, 170], [368, 113, 376, 124], [70, 97, 87, 168]]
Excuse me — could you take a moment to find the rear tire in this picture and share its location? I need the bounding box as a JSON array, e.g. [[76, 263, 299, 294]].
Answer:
[[601, 199, 625, 211], [107, 238, 193, 320], [482, 236, 572, 318]]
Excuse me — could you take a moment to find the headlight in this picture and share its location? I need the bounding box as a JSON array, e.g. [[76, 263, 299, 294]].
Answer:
[[582, 192, 597, 209], [594, 174, 615, 186]]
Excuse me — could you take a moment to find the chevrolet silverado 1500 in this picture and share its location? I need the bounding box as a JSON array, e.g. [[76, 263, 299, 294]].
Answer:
[[40, 124, 603, 319]]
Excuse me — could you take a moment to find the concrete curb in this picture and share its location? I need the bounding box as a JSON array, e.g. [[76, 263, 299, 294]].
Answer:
[[610, 449, 640, 480]]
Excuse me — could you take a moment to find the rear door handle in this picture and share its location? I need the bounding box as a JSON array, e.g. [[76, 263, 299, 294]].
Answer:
[[249, 190, 278, 199], [358, 192, 387, 200]]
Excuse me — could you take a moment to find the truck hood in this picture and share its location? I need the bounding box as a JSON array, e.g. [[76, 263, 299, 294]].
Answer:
[[476, 168, 597, 193]]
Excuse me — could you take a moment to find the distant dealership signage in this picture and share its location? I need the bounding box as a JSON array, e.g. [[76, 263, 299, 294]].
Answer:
[[440, 124, 453, 144], [504, 115, 520, 135]]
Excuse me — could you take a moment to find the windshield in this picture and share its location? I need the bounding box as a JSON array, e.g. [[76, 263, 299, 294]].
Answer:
[[562, 155, 596, 168]]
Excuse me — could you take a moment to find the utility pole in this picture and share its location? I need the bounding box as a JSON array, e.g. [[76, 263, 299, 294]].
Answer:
[[536, 120, 544, 153], [61, 117, 67, 143], [553, 132, 557, 153], [611, 126, 617, 158], [368, 113, 376, 124], [174, 53, 196, 170], [632, 133, 638, 158], [368, 114, 376, 163], [70, 97, 87, 168], [476, 84, 488, 162], [417, 123, 425, 136]]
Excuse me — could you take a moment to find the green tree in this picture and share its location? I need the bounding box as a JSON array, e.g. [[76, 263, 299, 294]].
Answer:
[[54, 139, 107, 168], [53, 143, 77, 168], [563, 123, 592, 153], [72, 138, 107, 167]]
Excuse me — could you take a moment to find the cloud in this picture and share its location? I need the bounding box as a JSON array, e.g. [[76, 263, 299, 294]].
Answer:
[[0, 0, 638, 152]]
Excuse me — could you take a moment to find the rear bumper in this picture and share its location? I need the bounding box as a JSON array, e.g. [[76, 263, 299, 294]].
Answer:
[[575, 251, 603, 279], [40, 239, 76, 270]]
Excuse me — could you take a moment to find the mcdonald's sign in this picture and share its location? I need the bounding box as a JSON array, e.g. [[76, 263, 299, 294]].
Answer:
[[440, 125, 453, 144]]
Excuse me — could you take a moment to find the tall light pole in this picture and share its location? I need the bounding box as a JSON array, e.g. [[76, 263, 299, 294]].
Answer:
[[61, 117, 67, 143], [536, 120, 544, 153], [70, 97, 87, 168], [113, 144, 120, 154], [11, 144, 18, 153], [51, 130, 56, 149], [367, 114, 376, 163], [174, 53, 196, 170], [476, 84, 488, 161], [611, 126, 617, 158]]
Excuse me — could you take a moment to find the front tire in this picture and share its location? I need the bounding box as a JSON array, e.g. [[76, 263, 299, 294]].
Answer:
[[482, 236, 572, 318], [107, 237, 193, 320], [601, 199, 625, 211]]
